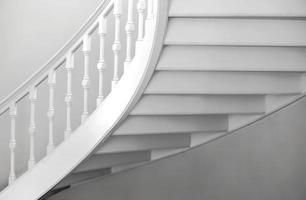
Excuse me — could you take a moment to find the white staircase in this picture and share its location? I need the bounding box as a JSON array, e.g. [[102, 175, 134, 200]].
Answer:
[[0, 0, 306, 199]]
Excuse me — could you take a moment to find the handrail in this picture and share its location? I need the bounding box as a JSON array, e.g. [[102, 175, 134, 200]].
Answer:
[[0, 0, 113, 116], [0, 0, 167, 198]]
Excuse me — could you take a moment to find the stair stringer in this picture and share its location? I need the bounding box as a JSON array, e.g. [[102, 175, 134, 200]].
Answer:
[[0, 1, 169, 199]]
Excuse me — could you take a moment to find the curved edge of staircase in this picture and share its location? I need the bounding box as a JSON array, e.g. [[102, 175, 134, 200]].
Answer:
[[0, 1, 169, 199]]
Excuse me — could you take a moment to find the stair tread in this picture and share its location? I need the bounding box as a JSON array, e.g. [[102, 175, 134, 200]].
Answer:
[[74, 151, 151, 173], [145, 71, 302, 94], [165, 18, 306, 46], [131, 94, 265, 115], [115, 115, 228, 135], [157, 46, 306, 72], [98, 134, 191, 153]]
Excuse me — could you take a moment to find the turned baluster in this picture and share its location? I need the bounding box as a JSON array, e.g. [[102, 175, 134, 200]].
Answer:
[[137, 0, 146, 41], [81, 34, 91, 123], [47, 70, 56, 155], [64, 53, 74, 139], [28, 87, 37, 170], [124, 0, 135, 71], [112, 0, 122, 89], [8, 103, 17, 185], [96, 17, 107, 107]]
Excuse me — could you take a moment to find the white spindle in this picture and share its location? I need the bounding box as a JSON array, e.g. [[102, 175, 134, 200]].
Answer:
[[64, 53, 74, 139], [81, 34, 91, 123], [112, 0, 122, 89], [47, 70, 56, 155], [28, 87, 37, 170], [8, 103, 17, 185], [97, 17, 107, 107], [137, 0, 146, 41], [124, 0, 135, 71]]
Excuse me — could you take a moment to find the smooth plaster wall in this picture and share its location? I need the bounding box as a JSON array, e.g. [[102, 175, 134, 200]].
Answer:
[[52, 97, 306, 200], [0, 0, 103, 101]]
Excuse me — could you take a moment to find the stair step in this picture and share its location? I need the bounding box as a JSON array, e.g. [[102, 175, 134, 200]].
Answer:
[[74, 151, 151, 173], [151, 148, 189, 160], [98, 134, 191, 153], [165, 18, 306, 46], [145, 71, 301, 94], [157, 46, 306, 72], [131, 95, 265, 115], [169, 0, 306, 17], [115, 115, 227, 135], [55, 169, 111, 189], [111, 162, 148, 174], [191, 132, 227, 147], [228, 114, 263, 131]]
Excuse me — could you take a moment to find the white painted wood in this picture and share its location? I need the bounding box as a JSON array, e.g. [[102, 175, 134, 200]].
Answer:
[[265, 94, 300, 112], [115, 115, 228, 135], [131, 95, 265, 115], [81, 34, 91, 123], [111, 161, 147, 173], [151, 148, 188, 160], [0, 1, 167, 197], [124, 0, 135, 71], [28, 87, 38, 170], [8, 103, 17, 185], [112, 0, 123, 89], [157, 46, 306, 72], [146, 0, 154, 20], [137, 0, 146, 41], [191, 132, 226, 147], [165, 18, 306, 46], [169, 0, 306, 17], [64, 53, 74, 140], [99, 134, 191, 153], [47, 70, 56, 155], [97, 17, 107, 107], [75, 151, 151, 173], [145, 71, 302, 94], [228, 114, 263, 131]]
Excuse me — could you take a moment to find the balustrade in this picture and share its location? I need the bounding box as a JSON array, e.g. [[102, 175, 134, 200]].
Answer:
[[0, 0, 155, 189]]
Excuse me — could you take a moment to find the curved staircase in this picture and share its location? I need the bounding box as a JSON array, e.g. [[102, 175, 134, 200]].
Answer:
[[0, 0, 306, 199]]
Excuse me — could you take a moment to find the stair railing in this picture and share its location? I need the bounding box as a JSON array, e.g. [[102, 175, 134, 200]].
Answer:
[[0, 0, 156, 190]]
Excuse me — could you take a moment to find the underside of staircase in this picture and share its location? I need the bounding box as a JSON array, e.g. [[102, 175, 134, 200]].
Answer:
[[0, 0, 306, 199]]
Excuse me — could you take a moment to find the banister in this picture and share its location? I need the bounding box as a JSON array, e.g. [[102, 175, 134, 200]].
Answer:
[[0, 0, 113, 116]]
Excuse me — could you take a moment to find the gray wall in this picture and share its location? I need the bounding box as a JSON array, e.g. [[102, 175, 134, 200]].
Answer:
[[0, 0, 102, 101], [52, 97, 306, 200]]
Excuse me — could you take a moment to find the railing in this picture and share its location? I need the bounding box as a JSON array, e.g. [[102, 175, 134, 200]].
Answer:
[[0, 0, 156, 190]]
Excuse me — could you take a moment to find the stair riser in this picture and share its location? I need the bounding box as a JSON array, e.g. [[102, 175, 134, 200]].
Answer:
[[157, 46, 306, 71], [165, 18, 306, 46]]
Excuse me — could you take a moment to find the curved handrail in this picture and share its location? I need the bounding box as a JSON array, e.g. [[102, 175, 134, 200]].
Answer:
[[0, 0, 168, 199], [0, 0, 113, 116]]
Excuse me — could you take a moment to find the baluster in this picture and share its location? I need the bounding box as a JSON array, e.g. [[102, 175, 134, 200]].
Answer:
[[112, 0, 122, 89], [124, 0, 135, 71], [64, 53, 74, 139], [137, 0, 146, 41], [47, 70, 56, 155], [8, 103, 17, 185], [28, 87, 37, 170], [97, 17, 107, 107], [81, 34, 91, 123]]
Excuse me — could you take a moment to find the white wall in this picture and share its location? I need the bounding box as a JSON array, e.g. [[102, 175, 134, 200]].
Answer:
[[51, 97, 306, 200], [0, 0, 103, 101], [0, 0, 103, 190]]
